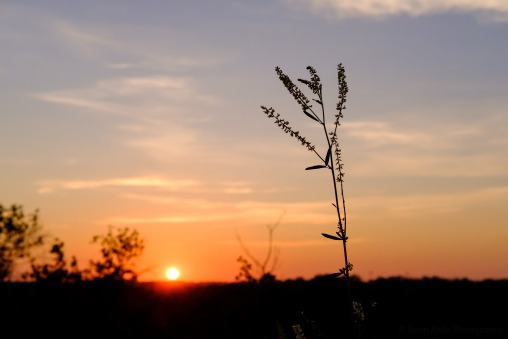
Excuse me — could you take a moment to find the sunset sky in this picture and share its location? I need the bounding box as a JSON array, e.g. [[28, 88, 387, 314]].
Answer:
[[2, 0, 507, 282]]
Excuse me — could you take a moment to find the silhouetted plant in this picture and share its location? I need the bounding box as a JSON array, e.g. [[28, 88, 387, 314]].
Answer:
[[261, 64, 357, 337], [24, 237, 82, 283], [293, 324, 307, 339], [235, 212, 284, 282], [0, 204, 44, 281], [235, 256, 256, 282], [87, 225, 145, 281]]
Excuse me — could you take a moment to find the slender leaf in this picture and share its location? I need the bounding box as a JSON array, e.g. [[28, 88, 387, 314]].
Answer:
[[324, 146, 332, 166], [305, 165, 327, 170], [304, 111, 320, 122], [322, 233, 341, 241], [324, 272, 343, 278]]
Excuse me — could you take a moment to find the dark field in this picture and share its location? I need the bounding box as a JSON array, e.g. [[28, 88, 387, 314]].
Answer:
[[1, 276, 506, 338]]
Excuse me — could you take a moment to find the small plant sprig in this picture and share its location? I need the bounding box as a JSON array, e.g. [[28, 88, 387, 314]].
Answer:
[[261, 64, 356, 337]]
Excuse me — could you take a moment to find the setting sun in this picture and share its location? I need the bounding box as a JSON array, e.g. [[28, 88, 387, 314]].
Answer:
[[166, 267, 180, 281]]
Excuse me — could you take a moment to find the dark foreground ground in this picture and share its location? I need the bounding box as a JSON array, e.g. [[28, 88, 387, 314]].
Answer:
[[1, 276, 506, 339]]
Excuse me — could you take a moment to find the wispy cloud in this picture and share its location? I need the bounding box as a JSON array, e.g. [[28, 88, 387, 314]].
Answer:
[[120, 186, 255, 209], [344, 121, 436, 148], [350, 186, 508, 216], [122, 125, 200, 159], [234, 238, 366, 248], [233, 200, 336, 224], [50, 19, 227, 69], [36, 75, 223, 162], [344, 117, 508, 176], [37, 76, 220, 119], [39, 178, 258, 198], [103, 199, 335, 226], [37, 177, 200, 194], [284, 0, 508, 21], [221, 181, 254, 194], [105, 55, 224, 72], [52, 21, 119, 57], [108, 215, 232, 224]]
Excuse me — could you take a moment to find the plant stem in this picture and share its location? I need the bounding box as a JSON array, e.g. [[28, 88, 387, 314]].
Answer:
[[317, 87, 356, 338]]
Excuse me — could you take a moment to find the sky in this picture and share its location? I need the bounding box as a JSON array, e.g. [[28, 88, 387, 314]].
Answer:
[[1, 0, 507, 282]]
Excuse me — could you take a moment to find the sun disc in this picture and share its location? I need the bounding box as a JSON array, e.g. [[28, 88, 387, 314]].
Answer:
[[166, 267, 180, 281]]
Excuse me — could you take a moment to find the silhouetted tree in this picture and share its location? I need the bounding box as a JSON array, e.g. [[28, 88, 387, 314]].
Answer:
[[88, 226, 145, 281], [0, 204, 44, 281]]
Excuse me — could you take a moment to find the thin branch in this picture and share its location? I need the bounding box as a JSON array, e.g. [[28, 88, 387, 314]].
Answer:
[[235, 211, 285, 278]]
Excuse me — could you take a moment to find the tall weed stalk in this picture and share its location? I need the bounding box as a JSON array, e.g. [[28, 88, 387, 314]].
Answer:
[[261, 64, 357, 337]]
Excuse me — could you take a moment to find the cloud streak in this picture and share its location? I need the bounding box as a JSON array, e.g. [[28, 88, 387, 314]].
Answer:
[[37, 177, 200, 194], [38, 178, 258, 197], [52, 21, 119, 58], [49, 19, 226, 68], [37, 76, 220, 120], [343, 117, 508, 176], [102, 199, 336, 227], [233, 238, 366, 248], [36, 74, 224, 163], [350, 186, 508, 217], [284, 0, 508, 21]]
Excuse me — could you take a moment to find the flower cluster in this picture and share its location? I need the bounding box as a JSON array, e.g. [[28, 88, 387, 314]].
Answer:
[[261, 106, 315, 151], [335, 63, 348, 126], [298, 66, 322, 95], [276, 67, 311, 113]]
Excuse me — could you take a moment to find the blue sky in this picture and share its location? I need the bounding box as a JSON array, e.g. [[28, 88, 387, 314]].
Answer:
[[1, 0, 507, 282]]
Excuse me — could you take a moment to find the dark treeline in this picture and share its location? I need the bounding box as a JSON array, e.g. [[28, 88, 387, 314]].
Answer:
[[1, 276, 506, 339]]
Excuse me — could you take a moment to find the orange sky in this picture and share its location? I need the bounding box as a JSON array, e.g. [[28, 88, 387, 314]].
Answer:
[[2, 1, 508, 282]]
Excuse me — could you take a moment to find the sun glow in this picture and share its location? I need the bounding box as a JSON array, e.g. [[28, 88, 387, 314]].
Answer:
[[166, 267, 180, 281]]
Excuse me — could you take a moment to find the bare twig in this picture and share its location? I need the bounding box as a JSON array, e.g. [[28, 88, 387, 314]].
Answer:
[[235, 211, 285, 279]]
